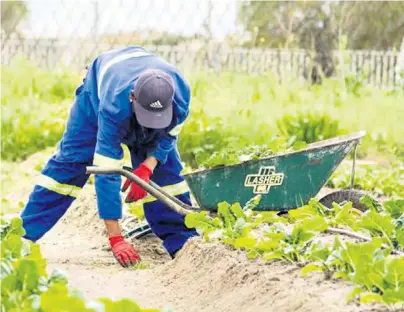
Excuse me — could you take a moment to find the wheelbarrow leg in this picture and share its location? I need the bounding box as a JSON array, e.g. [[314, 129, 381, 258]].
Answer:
[[350, 143, 358, 190]]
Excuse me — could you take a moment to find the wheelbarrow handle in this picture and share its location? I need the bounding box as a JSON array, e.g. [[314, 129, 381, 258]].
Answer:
[[121, 166, 195, 212], [86, 166, 202, 216]]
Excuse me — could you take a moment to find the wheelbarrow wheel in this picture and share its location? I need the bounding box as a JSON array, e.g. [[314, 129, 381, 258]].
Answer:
[[122, 216, 153, 240], [319, 189, 369, 212]]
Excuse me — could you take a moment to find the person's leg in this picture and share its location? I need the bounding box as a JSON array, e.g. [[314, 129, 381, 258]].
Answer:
[[21, 98, 97, 241], [130, 147, 198, 257]]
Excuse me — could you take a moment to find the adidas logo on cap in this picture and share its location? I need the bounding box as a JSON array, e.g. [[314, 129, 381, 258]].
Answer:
[[149, 100, 163, 109]]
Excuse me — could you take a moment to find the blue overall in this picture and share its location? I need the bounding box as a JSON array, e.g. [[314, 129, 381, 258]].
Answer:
[[21, 46, 198, 256]]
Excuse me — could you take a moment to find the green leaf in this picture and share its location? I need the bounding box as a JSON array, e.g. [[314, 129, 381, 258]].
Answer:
[[301, 263, 324, 276], [49, 268, 68, 285], [184, 212, 221, 233], [395, 213, 404, 228], [382, 288, 404, 304], [243, 195, 262, 211], [255, 211, 288, 224], [332, 236, 344, 250], [308, 241, 331, 261], [290, 225, 316, 245], [359, 292, 384, 304], [288, 205, 319, 221], [100, 298, 142, 312], [292, 141, 308, 151], [360, 195, 383, 213], [264, 231, 287, 241], [246, 250, 260, 259], [229, 203, 246, 220], [300, 216, 328, 233], [15, 259, 41, 292], [25, 243, 47, 277], [2, 233, 23, 258], [346, 286, 366, 302], [384, 257, 404, 289], [0, 258, 14, 278], [366, 272, 385, 293], [333, 271, 349, 280], [234, 236, 257, 250], [395, 227, 404, 248], [359, 211, 395, 245], [7, 217, 26, 237], [218, 202, 236, 230], [383, 199, 404, 219], [40, 283, 91, 311], [333, 202, 356, 227], [1, 274, 17, 296], [263, 251, 283, 261], [257, 237, 282, 252]]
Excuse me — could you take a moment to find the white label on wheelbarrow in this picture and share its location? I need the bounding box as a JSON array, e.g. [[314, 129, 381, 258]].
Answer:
[[244, 166, 284, 194]]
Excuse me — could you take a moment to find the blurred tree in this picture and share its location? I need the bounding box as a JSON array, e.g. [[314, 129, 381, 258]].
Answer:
[[237, 1, 404, 83], [1, 1, 28, 36], [336, 1, 404, 50], [238, 1, 337, 82], [238, 1, 404, 50]]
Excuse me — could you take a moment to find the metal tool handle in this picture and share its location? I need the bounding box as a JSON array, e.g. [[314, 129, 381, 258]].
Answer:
[[86, 166, 202, 216]]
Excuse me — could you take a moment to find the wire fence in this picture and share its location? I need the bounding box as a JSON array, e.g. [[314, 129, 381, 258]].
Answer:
[[1, 0, 404, 87], [2, 37, 402, 87]]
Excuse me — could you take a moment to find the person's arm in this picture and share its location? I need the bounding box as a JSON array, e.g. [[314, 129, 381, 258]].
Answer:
[[147, 131, 179, 165], [93, 109, 124, 220], [94, 108, 140, 267], [104, 219, 122, 236], [121, 131, 180, 203], [143, 156, 159, 171]]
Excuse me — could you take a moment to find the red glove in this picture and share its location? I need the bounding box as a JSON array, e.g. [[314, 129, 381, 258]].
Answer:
[[109, 235, 141, 267], [121, 163, 153, 203]]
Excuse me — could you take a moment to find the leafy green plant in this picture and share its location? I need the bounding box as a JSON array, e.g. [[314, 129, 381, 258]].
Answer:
[[327, 162, 404, 197], [303, 237, 404, 306], [289, 198, 361, 229], [185, 195, 404, 308], [1, 57, 77, 161], [198, 137, 308, 169], [358, 197, 404, 251], [0, 215, 160, 311], [259, 216, 328, 263], [276, 111, 346, 143]]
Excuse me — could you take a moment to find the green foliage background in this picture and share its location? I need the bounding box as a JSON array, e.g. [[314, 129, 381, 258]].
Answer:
[[2, 57, 403, 166]]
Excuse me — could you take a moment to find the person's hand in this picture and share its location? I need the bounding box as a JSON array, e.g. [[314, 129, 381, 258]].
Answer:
[[121, 163, 153, 203], [109, 235, 141, 267]]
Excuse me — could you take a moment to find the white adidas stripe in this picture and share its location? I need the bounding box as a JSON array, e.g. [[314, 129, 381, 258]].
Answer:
[[150, 101, 163, 108]]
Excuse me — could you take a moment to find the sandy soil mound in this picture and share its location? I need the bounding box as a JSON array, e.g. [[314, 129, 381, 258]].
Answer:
[[157, 239, 387, 312], [41, 184, 172, 268]]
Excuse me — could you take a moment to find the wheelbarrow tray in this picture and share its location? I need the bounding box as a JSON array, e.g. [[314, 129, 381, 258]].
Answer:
[[184, 131, 366, 211]]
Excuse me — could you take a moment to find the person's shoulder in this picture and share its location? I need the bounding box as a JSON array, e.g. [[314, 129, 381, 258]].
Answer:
[[155, 60, 189, 88], [96, 46, 153, 63]]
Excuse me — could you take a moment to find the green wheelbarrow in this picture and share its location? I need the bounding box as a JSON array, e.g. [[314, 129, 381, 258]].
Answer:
[[86, 131, 367, 239]]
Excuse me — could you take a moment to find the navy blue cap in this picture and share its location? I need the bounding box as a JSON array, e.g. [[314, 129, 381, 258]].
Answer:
[[133, 69, 175, 129]]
